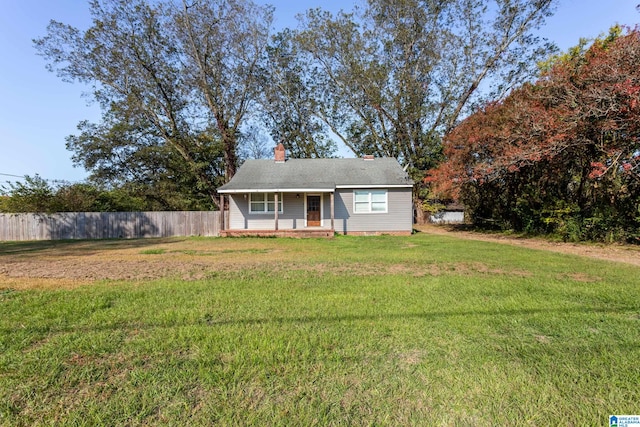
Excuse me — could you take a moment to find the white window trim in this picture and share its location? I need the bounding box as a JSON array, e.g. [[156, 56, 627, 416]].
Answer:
[[353, 189, 388, 214], [248, 192, 283, 214]]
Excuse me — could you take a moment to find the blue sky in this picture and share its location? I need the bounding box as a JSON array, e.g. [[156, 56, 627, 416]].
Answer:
[[0, 0, 638, 185]]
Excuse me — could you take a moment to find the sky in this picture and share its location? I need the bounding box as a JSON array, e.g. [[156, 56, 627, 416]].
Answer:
[[0, 0, 638, 186]]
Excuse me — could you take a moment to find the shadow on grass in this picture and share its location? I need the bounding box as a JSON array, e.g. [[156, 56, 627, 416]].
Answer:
[[195, 305, 632, 328], [0, 238, 187, 257], [4, 305, 628, 337]]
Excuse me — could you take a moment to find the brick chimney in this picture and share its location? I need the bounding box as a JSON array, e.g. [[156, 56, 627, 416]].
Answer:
[[275, 143, 286, 163], [363, 154, 374, 161]]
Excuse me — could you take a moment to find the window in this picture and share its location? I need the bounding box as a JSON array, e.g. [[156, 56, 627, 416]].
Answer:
[[353, 190, 387, 213], [249, 193, 283, 213]]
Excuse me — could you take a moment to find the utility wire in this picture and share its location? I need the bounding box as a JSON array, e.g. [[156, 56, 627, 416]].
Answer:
[[0, 173, 83, 185]]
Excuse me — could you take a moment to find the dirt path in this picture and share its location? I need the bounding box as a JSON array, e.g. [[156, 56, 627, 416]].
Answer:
[[416, 225, 640, 267]]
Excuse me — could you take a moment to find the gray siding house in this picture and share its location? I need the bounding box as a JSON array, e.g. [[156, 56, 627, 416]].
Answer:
[[217, 144, 414, 236]]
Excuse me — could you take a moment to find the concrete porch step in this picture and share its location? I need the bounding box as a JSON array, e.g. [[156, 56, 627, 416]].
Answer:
[[220, 229, 334, 238]]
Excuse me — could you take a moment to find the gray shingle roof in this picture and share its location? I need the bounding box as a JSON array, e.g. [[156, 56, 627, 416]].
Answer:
[[218, 157, 413, 193]]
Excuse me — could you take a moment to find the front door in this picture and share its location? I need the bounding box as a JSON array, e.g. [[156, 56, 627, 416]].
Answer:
[[307, 195, 321, 227]]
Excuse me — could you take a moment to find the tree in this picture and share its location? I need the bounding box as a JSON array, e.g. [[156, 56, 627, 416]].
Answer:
[[237, 124, 271, 160], [0, 177, 175, 213], [291, 0, 557, 221], [295, 0, 556, 161], [35, 0, 272, 208], [0, 175, 57, 213], [430, 27, 640, 242], [260, 29, 336, 158], [174, 0, 273, 177], [66, 117, 227, 210]]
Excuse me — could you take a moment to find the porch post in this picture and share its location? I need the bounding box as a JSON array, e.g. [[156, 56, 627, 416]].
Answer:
[[274, 192, 279, 231], [330, 191, 335, 232], [219, 194, 224, 232]]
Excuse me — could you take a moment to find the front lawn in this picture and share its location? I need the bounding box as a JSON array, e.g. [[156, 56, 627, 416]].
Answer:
[[1, 234, 638, 425]]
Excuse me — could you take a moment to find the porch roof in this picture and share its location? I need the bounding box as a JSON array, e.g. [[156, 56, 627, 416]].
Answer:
[[218, 184, 334, 193], [218, 157, 413, 194]]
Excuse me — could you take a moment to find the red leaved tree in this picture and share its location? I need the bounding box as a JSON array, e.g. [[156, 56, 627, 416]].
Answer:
[[428, 26, 640, 241]]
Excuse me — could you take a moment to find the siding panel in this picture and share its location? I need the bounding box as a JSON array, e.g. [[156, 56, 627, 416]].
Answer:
[[335, 188, 412, 233]]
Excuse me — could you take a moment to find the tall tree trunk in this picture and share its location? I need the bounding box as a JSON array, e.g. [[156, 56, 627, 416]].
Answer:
[[222, 129, 238, 180], [414, 197, 426, 225]]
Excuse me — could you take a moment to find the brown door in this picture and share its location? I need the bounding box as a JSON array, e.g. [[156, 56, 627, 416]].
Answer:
[[307, 195, 321, 227]]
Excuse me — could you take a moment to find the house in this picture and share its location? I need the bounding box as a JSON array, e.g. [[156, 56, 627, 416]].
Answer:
[[217, 144, 414, 237]]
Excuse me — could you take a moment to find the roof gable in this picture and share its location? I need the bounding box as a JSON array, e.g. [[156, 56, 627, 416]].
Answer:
[[218, 157, 413, 193]]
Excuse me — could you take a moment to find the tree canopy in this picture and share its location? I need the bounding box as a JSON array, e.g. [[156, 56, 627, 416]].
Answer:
[[34, 0, 557, 214], [429, 26, 640, 242], [294, 0, 556, 172], [35, 0, 273, 209], [0, 176, 156, 213]]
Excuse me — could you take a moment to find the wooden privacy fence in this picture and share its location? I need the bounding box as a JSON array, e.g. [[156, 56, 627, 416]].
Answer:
[[0, 211, 225, 241]]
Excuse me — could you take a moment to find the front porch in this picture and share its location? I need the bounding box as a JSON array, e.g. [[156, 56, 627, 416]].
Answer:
[[218, 190, 336, 236]]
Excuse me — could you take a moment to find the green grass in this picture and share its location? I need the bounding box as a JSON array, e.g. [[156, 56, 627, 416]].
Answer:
[[139, 248, 166, 255], [1, 234, 639, 425]]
